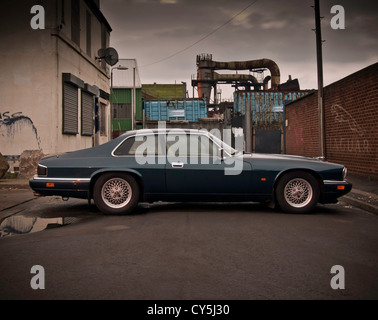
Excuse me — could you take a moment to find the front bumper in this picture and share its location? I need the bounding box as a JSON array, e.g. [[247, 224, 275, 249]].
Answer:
[[320, 179, 352, 204]]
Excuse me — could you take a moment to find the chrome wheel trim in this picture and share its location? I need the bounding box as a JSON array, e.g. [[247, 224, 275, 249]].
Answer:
[[284, 178, 313, 208], [101, 178, 132, 209]]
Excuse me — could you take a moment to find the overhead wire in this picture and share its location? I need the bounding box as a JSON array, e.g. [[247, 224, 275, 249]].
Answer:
[[139, 0, 259, 68]]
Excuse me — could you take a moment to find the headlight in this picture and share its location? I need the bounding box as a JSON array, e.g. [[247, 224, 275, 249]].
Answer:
[[342, 167, 347, 180], [37, 164, 47, 176]]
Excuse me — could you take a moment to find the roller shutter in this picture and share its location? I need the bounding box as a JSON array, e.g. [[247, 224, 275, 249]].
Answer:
[[81, 91, 94, 136], [63, 83, 78, 134]]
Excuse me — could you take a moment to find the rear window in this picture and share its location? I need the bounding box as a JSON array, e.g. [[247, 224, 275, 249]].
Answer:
[[113, 135, 160, 156]]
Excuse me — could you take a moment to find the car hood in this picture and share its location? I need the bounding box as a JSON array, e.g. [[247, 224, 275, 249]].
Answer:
[[243, 152, 345, 168], [242, 153, 322, 162]]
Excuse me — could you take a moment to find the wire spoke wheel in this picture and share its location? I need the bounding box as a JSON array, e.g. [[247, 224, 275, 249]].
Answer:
[[284, 178, 313, 208], [101, 178, 132, 209], [93, 173, 139, 215], [276, 171, 320, 213]]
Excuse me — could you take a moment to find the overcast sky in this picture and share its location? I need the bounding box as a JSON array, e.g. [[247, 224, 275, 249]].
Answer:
[[101, 0, 378, 100]]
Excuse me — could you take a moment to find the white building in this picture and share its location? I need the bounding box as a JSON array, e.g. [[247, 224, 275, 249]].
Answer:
[[0, 0, 113, 172]]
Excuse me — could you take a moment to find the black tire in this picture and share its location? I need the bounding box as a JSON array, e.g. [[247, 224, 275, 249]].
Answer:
[[93, 172, 139, 215], [276, 171, 320, 214]]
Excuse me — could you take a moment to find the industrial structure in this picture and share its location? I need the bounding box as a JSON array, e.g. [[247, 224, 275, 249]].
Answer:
[[140, 54, 312, 154], [190, 54, 311, 153], [192, 53, 282, 103]]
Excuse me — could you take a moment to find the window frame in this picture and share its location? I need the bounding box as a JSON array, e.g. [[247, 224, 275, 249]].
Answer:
[[62, 82, 79, 135], [111, 132, 230, 159], [81, 90, 94, 137]]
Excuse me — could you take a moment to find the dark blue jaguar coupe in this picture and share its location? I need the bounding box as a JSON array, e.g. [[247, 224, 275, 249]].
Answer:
[[30, 129, 352, 214]]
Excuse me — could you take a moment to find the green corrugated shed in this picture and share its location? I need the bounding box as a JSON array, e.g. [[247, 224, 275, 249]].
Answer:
[[113, 119, 132, 131], [111, 88, 142, 120], [142, 84, 186, 99], [111, 88, 143, 135]]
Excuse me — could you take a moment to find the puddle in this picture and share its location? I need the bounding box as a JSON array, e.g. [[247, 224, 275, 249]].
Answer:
[[0, 215, 80, 238]]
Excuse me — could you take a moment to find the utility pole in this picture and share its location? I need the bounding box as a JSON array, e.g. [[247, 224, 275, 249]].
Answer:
[[314, 0, 326, 159]]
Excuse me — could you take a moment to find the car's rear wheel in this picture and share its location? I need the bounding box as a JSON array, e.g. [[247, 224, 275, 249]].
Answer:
[[93, 173, 139, 215], [276, 171, 319, 213]]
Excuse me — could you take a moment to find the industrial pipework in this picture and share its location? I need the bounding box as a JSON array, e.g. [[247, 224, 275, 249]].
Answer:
[[193, 54, 281, 103]]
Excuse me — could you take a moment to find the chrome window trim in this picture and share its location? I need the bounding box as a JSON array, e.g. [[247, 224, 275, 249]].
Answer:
[[111, 132, 164, 158], [111, 132, 233, 158]]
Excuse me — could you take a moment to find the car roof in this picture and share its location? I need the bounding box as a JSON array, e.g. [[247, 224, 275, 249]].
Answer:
[[120, 128, 208, 137]]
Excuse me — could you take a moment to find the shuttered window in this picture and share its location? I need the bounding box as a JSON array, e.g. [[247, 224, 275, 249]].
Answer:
[[71, 0, 80, 46], [81, 91, 94, 136], [62, 82, 79, 134], [100, 102, 107, 136]]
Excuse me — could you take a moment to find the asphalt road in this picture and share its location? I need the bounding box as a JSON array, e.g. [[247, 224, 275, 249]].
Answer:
[[0, 195, 378, 300]]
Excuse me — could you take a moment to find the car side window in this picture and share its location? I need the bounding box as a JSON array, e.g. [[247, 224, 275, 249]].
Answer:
[[166, 134, 215, 157], [113, 135, 161, 156], [191, 134, 215, 157]]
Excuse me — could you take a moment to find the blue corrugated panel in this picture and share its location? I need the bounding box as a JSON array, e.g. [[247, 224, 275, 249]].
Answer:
[[233, 91, 311, 122], [144, 99, 207, 122]]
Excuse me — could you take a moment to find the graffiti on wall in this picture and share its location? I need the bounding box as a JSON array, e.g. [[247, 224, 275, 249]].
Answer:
[[0, 111, 42, 154], [294, 127, 304, 146], [330, 104, 370, 153]]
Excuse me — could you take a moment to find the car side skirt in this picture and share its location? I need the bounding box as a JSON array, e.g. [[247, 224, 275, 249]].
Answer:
[[143, 193, 272, 203]]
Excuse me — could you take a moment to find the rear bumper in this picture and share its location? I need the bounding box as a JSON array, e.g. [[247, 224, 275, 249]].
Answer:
[[29, 177, 90, 199], [320, 179, 352, 204]]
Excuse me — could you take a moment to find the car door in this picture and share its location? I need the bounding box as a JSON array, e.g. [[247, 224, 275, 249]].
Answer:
[[112, 132, 167, 195], [165, 132, 252, 196]]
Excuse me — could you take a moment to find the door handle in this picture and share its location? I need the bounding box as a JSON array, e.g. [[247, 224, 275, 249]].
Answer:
[[171, 162, 184, 168]]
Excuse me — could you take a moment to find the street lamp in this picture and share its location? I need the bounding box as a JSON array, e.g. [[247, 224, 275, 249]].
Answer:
[[110, 65, 128, 139]]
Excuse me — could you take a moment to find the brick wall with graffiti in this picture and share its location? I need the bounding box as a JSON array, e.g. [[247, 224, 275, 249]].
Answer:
[[285, 62, 378, 178]]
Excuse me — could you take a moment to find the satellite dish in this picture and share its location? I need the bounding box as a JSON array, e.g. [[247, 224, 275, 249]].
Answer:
[[97, 47, 119, 67]]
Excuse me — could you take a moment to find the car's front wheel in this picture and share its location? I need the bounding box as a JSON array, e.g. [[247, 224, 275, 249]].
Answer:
[[276, 171, 320, 214], [93, 173, 139, 215]]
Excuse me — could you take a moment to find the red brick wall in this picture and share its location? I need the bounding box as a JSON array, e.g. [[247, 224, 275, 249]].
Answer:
[[285, 63, 378, 178]]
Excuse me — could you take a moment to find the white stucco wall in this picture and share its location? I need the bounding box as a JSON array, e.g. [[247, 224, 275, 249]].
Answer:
[[0, 0, 111, 161]]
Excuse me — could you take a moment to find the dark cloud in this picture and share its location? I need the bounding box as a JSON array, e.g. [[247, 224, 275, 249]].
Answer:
[[101, 0, 377, 96]]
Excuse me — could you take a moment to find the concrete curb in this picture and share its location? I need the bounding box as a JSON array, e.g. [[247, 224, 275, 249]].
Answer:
[[341, 194, 378, 215]]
